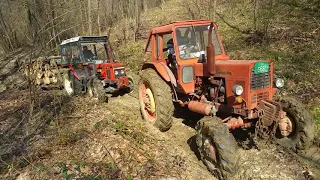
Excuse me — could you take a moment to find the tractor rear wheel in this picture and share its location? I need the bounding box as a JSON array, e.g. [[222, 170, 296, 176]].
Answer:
[[139, 69, 174, 131], [63, 72, 82, 96], [196, 116, 239, 179], [274, 97, 315, 151]]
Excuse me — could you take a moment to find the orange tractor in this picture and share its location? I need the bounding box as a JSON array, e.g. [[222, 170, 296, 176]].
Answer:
[[138, 20, 315, 178]]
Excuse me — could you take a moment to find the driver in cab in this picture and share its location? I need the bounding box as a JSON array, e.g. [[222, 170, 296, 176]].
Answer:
[[82, 45, 94, 61], [165, 29, 190, 60]]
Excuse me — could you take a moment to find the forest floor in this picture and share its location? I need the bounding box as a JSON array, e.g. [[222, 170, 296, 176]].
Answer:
[[0, 73, 319, 180]]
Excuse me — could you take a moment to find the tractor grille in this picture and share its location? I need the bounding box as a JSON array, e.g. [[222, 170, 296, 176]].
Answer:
[[250, 68, 270, 90], [251, 92, 270, 103]]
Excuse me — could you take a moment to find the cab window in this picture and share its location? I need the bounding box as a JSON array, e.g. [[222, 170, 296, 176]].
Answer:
[[61, 44, 80, 64], [175, 25, 222, 60]]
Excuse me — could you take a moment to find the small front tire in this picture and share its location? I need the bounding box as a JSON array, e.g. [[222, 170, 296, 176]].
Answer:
[[92, 78, 107, 102], [196, 116, 239, 179], [274, 97, 315, 151]]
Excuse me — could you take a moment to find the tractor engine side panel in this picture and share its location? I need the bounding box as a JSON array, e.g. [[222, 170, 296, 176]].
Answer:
[[212, 60, 274, 110], [214, 63, 251, 109]]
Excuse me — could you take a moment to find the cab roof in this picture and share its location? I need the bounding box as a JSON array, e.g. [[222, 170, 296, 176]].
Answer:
[[150, 19, 214, 34], [61, 36, 108, 45]]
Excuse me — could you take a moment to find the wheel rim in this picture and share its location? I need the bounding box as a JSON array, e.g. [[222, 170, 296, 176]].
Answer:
[[140, 81, 156, 121], [64, 75, 73, 95], [203, 135, 218, 164], [276, 113, 297, 139]]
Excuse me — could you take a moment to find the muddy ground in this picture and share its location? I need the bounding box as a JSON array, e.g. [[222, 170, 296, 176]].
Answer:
[[0, 72, 319, 180]]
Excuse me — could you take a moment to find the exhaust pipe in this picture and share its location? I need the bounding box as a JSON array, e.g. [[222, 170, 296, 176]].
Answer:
[[207, 23, 216, 75], [188, 101, 215, 116]]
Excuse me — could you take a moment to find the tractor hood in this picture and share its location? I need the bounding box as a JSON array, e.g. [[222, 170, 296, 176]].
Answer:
[[215, 60, 271, 77], [194, 60, 272, 78], [213, 60, 274, 110]]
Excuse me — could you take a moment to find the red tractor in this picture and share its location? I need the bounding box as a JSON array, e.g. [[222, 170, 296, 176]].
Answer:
[[60, 36, 133, 101], [139, 20, 315, 178]]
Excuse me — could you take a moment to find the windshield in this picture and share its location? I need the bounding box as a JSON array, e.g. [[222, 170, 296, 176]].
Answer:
[[175, 25, 222, 60], [80, 42, 109, 62]]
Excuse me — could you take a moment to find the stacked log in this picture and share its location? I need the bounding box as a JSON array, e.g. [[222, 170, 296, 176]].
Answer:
[[24, 56, 67, 88]]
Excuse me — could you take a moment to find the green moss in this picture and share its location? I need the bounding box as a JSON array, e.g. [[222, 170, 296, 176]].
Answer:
[[312, 107, 320, 128]]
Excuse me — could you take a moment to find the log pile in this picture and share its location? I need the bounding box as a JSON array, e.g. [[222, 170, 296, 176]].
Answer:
[[24, 56, 68, 88]]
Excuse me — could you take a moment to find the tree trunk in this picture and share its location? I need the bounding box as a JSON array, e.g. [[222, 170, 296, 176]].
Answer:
[[80, 0, 85, 34], [134, 0, 140, 42], [143, 0, 148, 11], [254, 0, 258, 31], [97, 0, 101, 35], [213, 0, 217, 21], [88, 0, 92, 35], [49, 0, 57, 48]]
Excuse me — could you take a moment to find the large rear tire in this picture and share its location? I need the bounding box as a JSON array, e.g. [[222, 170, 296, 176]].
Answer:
[[138, 69, 174, 131], [274, 97, 315, 151], [196, 117, 239, 179], [63, 72, 82, 96]]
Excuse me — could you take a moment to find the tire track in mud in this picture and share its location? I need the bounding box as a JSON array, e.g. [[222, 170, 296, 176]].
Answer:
[[106, 93, 320, 180], [106, 94, 215, 180], [299, 145, 320, 178]]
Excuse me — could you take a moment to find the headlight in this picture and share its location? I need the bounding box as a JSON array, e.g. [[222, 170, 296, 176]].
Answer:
[[232, 85, 243, 96], [120, 69, 125, 74], [275, 78, 284, 88], [115, 70, 119, 75]]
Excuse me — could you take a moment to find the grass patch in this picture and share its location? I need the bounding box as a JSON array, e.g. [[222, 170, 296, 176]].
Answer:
[[115, 41, 146, 72], [311, 106, 320, 128], [56, 128, 88, 146]]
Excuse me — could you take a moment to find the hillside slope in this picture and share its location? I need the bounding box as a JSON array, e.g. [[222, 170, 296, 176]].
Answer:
[[1, 77, 319, 179]]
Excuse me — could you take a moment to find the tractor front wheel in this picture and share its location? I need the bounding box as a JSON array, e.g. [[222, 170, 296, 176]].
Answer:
[[196, 117, 239, 179], [138, 69, 174, 131], [274, 97, 315, 151], [91, 78, 107, 102], [126, 75, 134, 93]]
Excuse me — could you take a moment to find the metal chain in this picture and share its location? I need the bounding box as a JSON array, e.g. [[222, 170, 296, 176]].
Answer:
[[254, 107, 280, 144]]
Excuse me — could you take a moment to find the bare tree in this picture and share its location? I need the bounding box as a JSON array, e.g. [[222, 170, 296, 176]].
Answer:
[[88, 0, 92, 35]]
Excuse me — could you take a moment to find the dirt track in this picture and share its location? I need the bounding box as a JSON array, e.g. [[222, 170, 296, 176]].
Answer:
[[107, 90, 320, 180], [0, 75, 320, 179]]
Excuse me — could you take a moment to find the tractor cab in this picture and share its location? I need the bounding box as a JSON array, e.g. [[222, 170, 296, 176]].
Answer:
[[169, 22, 226, 61], [60, 36, 116, 64]]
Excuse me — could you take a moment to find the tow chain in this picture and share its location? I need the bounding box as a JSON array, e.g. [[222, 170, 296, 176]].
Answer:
[[253, 107, 279, 144]]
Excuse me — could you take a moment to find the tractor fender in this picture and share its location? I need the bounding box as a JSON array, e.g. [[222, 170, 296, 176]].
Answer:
[[142, 62, 177, 87], [69, 66, 88, 80]]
